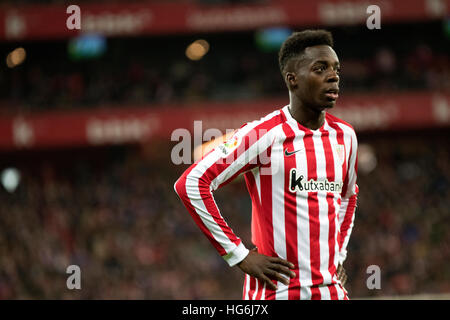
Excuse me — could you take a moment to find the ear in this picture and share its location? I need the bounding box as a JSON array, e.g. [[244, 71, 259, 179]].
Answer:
[[285, 72, 297, 89]]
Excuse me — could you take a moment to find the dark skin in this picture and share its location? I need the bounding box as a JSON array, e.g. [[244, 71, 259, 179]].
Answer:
[[237, 45, 347, 291], [286, 45, 340, 130]]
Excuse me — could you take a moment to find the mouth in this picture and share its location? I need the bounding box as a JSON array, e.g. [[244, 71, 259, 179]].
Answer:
[[324, 88, 339, 101]]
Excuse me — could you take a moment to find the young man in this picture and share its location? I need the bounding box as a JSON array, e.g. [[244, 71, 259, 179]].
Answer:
[[174, 30, 358, 300]]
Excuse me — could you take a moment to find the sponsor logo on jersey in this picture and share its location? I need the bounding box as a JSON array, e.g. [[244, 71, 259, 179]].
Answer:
[[284, 147, 304, 157], [289, 168, 343, 193]]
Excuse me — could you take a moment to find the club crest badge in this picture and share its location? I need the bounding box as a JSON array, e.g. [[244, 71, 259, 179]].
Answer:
[[334, 144, 345, 165]]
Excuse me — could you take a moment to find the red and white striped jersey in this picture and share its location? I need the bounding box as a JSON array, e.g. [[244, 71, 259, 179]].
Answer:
[[174, 105, 358, 300]]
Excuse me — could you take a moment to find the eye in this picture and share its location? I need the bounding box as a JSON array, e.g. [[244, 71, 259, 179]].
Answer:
[[314, 65, 326, 73]]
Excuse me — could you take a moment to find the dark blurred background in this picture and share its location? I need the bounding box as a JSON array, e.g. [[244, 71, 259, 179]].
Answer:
[[0, 0, 449, 299]]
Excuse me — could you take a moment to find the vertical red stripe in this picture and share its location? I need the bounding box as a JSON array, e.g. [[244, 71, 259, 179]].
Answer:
[[310, 286, 321, 300], [328, 284, 338, 300], [259, 157, 277, 300], [244, 171, 263, 251], [265, 284, 276, 300], [282, 123, 301, 299], [248, 276, 256, 300], [301, 127, 324, 286]]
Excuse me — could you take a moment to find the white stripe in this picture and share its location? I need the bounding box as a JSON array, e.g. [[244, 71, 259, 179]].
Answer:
[[243, 274, 250, 300], [312, 130, 332, 284], [300, 286, 312, 300], [272, 128, 287, 300], [253, 279, 259, 300], [318, 285, 331, 300], [260, 282, 266, 300], [335, 122, 354, 180], [253, 168, 261, 204], [275, 283, 289, 300], [336, 283, 346, 300], [337, 197, 349, 230]]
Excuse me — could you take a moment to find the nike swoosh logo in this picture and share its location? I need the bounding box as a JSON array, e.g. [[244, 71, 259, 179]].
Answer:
[[284, 148, 304, 157]]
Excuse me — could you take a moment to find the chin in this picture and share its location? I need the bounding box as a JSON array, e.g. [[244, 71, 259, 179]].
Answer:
[[316, 103, 334, 110], [323, 99, 336, 109], [314, 97, 336, 110]]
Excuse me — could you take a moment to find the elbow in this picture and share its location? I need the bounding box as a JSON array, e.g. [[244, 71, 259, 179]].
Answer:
[[174, 166, 212, 201], [174, 169, 203, 199], [174, 175, 186, 198]]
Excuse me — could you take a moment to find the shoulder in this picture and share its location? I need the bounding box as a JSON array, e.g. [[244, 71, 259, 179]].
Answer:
[[216, 108, 284, 158], [326, 112, 357, 139], [237, 108, 286, 137]]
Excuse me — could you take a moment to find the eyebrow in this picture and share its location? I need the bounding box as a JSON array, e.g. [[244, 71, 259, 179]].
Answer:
[[313, 60, 340, 67]]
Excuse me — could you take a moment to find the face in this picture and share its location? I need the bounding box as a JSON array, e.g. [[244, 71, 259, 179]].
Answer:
[[285, 45, 340, 110]]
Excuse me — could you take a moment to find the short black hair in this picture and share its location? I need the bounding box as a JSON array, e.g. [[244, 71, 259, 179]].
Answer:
[[278, 29, 334, 74]]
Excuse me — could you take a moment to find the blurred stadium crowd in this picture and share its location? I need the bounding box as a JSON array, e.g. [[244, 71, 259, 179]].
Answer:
[[0, 131, 449, 299], [0, 145, 248, 299], [1, 21, 449, 113]]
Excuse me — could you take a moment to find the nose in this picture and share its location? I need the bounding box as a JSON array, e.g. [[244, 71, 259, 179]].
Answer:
[[326, 70, 339, 83]]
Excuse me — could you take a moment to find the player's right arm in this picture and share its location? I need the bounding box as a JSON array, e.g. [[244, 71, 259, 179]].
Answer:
[[174, 116, 296, 289]]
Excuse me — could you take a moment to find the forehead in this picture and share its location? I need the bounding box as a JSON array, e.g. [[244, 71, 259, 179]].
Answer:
[[303, 45, 339, 64]]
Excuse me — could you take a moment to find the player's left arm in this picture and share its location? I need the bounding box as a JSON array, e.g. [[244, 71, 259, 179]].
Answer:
[[337, 129, 359, 267]]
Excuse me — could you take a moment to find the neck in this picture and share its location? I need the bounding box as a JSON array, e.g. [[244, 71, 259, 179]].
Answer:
[[288, 92, 326, 130]]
